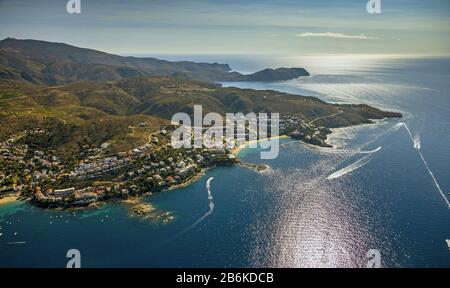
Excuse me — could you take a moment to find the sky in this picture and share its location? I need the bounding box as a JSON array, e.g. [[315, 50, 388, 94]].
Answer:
[[0, 0, 449, 56]]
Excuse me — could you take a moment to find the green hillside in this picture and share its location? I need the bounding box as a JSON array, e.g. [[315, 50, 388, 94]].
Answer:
[[0, 75, 401, 160], [0, 38, 310, 85], [0, 39, 402, 162]]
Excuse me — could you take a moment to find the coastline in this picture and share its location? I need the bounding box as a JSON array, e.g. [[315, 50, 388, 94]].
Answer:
[[0, 194, 20, 205], [122, 168, 207, 203], [231, 135, 289, 155], [325, 118, 399, 149], [165, 168, 207, 192], [1, 119, 400, 211]]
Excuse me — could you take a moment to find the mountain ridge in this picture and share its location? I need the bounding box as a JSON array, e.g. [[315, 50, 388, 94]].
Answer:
[[0, 38, 309, 85], [0, 38, 401, 159]]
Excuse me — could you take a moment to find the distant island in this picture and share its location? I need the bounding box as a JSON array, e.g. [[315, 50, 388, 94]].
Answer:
[[0, 38, 402, 210]]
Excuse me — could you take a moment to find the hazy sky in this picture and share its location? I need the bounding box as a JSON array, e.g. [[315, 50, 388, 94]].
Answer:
[[0, 0, 449, 56]]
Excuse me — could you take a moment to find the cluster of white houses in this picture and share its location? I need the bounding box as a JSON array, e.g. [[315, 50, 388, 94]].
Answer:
[[71, 156, 131, 179], [35, 186, 107, 206], [31, 126, 237, 207], [0, 117, 334, 207], [2, 125, 237, 207], [279, 115, 331, 147], [0, 129, 69, 194]]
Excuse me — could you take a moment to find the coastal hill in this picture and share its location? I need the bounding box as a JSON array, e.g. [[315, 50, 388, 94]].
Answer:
[[0, 39, 402, 208], [0, 38, 309, 84], [0, 75, 400, 158], [0, 38, 401, 159], [236, 68, 309, 82]]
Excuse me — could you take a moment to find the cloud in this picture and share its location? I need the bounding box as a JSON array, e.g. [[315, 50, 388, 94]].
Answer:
[[296, 32, 377, 40]]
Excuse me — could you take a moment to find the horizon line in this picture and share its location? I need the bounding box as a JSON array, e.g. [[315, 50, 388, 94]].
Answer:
[[2, 37, 450, 59]]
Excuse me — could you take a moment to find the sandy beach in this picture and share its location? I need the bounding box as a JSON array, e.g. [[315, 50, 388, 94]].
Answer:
[[0, 194, 19, 205], [231, 135, 289, 155]]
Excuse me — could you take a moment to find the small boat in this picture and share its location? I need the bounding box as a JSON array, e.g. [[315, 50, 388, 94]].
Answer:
[[446, 240, 450, 250]]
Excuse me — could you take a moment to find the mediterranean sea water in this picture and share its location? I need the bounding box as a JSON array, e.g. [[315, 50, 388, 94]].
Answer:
[[1, 55, 449, 267]]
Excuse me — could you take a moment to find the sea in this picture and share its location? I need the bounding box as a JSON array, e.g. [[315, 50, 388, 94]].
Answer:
[[0, 55, 449, 267]]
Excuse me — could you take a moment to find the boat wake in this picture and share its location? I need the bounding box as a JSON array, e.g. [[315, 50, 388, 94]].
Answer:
[[327, 122, 449, 209], [7, 241, 26, 245], [158, 177, 216, 247], [436, 105, 450, 113], [360, 122, 405, 149], [326, 122, 408, 180], [417, 151, 450, 209], [358, 146, 382, 154], [326, 151, 378, 180], [323, 145, 383, 156], [322, 121, 404, 156], [401, 123, 450, 209], [179, 177, 215, 235]]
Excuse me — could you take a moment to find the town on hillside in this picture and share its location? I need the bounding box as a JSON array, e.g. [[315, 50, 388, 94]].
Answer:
[[0, 114, 331, 208]]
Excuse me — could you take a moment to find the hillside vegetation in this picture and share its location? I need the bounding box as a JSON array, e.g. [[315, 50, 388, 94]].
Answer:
[[0, 38, 401, 161], [0, 75, 401, 159], [0, 38, 309, 85]]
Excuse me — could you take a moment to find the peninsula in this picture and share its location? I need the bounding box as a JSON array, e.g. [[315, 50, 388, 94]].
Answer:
[[0, 38, 402, 209]]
